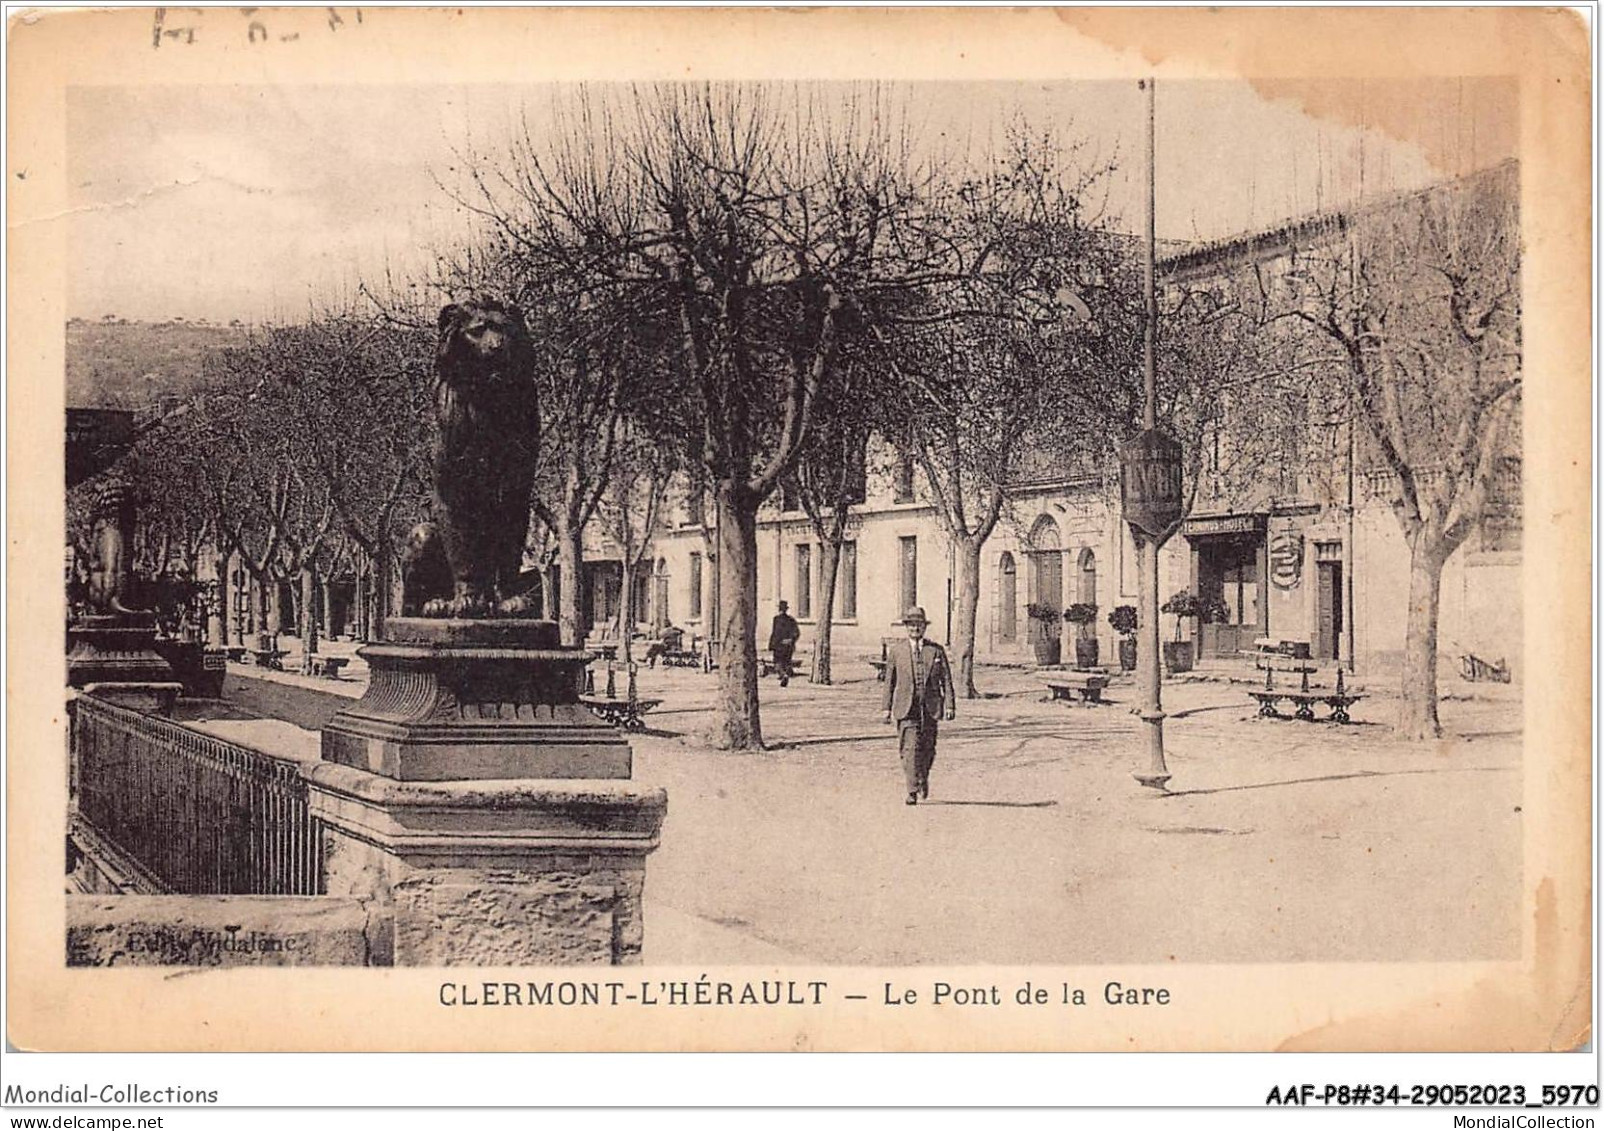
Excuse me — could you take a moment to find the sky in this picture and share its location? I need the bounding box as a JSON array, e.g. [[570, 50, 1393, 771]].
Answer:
[[65, 78, 1516, 325]]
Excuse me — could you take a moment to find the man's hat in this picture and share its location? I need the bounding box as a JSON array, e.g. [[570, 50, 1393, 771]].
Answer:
[[901, 606, 928, 625], [777, 600, 789, 611]]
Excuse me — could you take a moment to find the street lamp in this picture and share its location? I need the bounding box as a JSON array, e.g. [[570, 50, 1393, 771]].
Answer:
[[1121, 77, 1181, 790]]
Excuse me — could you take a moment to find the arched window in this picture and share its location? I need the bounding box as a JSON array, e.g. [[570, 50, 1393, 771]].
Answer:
[[998, 552, 1017, 642], [1078, 547, 1097, 608]]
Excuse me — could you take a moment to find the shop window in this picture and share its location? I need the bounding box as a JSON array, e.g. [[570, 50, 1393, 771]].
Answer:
[[998, 552, 1017, 642], [795, 543, 812, 619], [894, 451, 916, 503], [840, 542, 858, 620], [899, 536, 918, 612]]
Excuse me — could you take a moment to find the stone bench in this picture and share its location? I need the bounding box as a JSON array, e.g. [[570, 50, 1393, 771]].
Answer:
[[1045, 673, 1110, 704], [250, 648, 286, 671]]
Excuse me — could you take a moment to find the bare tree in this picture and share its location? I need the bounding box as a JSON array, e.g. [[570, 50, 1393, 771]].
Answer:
[[1283, 163, 1521, 739], [454, 84, 932, 748], [878, 133, 1123, 697], [787, 355, 877, 685], [594, 423, 677, 665]]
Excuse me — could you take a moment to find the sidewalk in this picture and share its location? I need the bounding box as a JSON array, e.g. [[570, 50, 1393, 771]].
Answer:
[[627, 663, 1522, 966]]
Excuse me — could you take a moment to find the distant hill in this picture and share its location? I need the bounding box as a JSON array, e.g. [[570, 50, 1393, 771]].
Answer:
[[65, 318, 249, 410]]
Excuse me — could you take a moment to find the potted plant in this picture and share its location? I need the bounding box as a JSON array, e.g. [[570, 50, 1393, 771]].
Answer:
[[1108, 604, 1138, 671], [1063, 602, 1099, 669], [1025, 602, 1061, 667], [150, 573, 225, 697], [1160, 590, 1230, 673]]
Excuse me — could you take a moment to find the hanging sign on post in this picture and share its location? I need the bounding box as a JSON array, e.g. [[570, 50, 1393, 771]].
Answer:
[[1120, 428, 1184, 538]]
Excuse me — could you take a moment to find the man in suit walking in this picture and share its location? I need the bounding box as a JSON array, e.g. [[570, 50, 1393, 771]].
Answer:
[[768, 600, 801, 687], [882, 606, 956, 805]]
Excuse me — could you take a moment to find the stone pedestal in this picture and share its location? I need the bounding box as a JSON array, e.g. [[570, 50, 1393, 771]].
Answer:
[[68, 614, 179, 713], [311, 616, 666, 965], [321, 618, 631, 781], [302, 762, 666, 965]]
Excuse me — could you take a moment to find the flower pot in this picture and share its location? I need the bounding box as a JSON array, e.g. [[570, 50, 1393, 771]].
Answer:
[[1118, 636, 1138, 671], [1074, 637, 1100, 670], [1032, 637, 1061, 667], [1163, 640, 1194, 674]]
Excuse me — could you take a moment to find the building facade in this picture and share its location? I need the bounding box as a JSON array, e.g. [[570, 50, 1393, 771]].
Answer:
[[620, 166, 1524, 681]]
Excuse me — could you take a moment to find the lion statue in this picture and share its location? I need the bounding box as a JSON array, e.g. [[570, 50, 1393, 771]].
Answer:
[[404, 298, 541, 618]]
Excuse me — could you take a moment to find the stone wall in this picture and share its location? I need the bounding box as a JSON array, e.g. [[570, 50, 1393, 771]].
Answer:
[[67, 894, 385, 967]]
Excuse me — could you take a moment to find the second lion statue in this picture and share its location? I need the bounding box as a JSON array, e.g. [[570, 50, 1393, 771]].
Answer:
[[407, 297, 542, 619]]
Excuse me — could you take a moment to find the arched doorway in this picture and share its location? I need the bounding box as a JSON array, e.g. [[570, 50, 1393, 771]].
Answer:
[[998, 552, 1017, 642], [1026, 516, 1063, 652]]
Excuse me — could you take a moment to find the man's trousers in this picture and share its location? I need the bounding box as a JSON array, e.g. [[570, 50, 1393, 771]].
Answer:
[[898, 715, 938, 794]]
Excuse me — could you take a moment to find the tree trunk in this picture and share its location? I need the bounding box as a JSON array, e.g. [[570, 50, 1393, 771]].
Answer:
[[952, 537, 983, 698], [266, 576, 286, 637], [249, 571, 269, 643], [1398, 542, 1447, 741], [211, 550, 230, 648], [714, 491, 763, 750], [619, 557, 636, 665], [353, 556, 369, 642], [299, 564, 320, 672], [558, 520, 584, 647], [811, 538, 840, 685], [322, 576, 337, 639], [386, 545, 404, 633]]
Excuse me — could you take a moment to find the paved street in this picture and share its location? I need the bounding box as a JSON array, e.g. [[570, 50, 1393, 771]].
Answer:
[[228, 643, 1523, 967], [627, 662, 1521, 966]]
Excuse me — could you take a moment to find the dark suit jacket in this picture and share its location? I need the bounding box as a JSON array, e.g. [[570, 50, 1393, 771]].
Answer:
[[768, 614, 800, 651], [882, 637, 957, 722]]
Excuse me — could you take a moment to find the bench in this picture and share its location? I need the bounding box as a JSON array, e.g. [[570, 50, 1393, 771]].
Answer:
[[867, 658, 888, 680], [1045, 673, 1111, 704], [578, 661, 660, 731], [307, 655, 349, 679], [1249, 666, 1364, 724], [224, 646, 248, 663], [1459, 653, 1511, 683], [249, 648, 286, 671], [579, 694, 662, 732], [760, 650, 811, 679], [659, 649, 703, 668]]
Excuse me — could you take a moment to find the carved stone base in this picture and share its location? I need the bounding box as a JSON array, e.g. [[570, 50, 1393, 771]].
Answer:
[[320, 618, 631, 781], [302, 761, 667, 965], [67, 614, 177, 695]]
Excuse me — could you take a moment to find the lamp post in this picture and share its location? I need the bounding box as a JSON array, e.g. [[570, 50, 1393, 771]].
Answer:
[[1122, 77, 1179, 790]]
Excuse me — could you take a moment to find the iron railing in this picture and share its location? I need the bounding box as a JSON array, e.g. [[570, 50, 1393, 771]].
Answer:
[[70, 695, 325, 895]]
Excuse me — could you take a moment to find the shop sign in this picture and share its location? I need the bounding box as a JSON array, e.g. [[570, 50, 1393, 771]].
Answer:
[[1269, 529, 1304, 590], [1180, 513, 1265, 537], [1119, 428, 1184, 538]]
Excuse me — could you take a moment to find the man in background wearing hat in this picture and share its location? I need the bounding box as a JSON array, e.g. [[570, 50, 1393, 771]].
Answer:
[[768, 600, 801, 687], [882, 606, 956, 805]]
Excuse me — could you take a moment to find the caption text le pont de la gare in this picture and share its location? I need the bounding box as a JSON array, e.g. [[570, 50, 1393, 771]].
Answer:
[[439, 980, 1171, 1009]]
